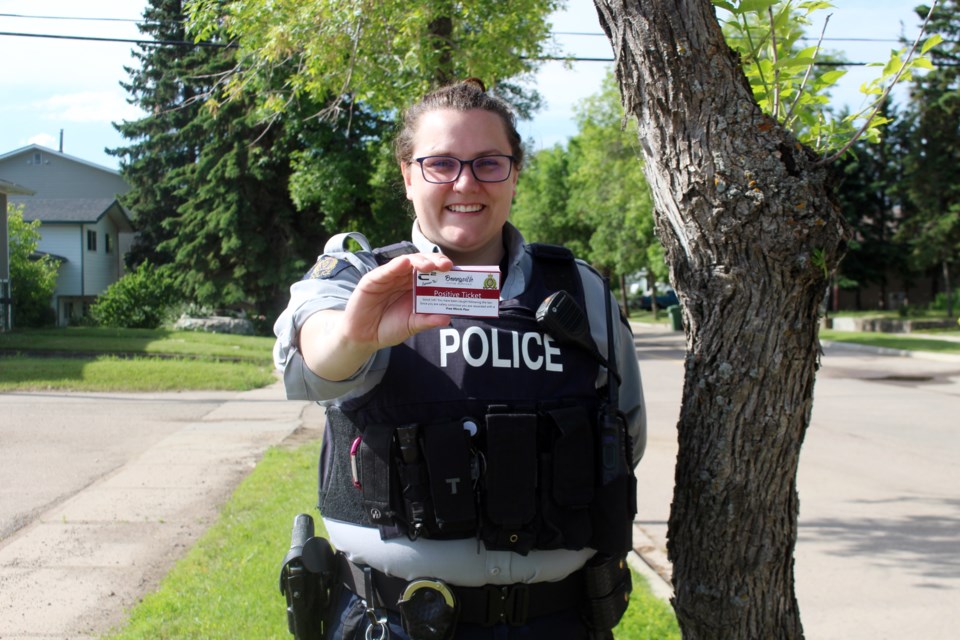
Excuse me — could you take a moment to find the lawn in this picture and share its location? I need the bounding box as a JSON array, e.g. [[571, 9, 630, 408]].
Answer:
[[0, 326, 277, 391], [819, 329, 960, 355]]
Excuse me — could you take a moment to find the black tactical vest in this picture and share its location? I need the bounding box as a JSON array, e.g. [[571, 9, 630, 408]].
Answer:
[[317, 244, 635, 555]]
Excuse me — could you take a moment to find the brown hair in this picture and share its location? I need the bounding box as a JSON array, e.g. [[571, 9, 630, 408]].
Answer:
[[394, 78, 524, 170]]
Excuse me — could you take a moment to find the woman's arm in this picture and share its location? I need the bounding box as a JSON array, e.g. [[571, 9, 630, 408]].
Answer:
[[298, 252, 454, 381]]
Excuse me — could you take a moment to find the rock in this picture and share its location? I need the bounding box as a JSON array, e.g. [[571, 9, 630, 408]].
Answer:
[[174, 316, 255, 335]]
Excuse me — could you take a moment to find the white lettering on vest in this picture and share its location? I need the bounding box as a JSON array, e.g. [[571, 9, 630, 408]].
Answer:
[[446, 478, 461, 494], [462, 326, 488, 367], [437, 328, 563, 372], [439, 329, 460, 367]]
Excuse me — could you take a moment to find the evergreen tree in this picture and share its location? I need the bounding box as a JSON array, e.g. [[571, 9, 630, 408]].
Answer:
[[110, 0, 219, 267], [113, 0, 406, 323]]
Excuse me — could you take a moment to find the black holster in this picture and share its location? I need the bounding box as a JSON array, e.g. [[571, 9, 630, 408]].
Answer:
[[582, 552, 632, 636], [279, 514, 338, 640]]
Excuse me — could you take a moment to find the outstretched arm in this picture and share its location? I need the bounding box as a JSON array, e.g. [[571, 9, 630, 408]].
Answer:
[[298, 252, 454, 381]]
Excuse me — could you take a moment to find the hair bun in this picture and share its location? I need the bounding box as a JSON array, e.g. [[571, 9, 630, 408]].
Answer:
[[462, 77, 487, 92]]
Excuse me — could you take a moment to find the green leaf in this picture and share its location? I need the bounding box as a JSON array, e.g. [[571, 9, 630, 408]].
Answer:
[[712, 0, 738, 13], [921, 34, 943, 55], [738, 0, 780, 14]]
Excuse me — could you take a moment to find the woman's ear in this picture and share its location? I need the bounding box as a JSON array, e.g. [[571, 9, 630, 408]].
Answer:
[[400, 162, 415, 200]]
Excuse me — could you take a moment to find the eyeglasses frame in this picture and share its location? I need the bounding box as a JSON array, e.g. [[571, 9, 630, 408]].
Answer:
[[412, 154, 516, 184]]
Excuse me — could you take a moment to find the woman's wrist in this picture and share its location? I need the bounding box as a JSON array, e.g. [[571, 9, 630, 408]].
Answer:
[[299, 310, 378, 382]]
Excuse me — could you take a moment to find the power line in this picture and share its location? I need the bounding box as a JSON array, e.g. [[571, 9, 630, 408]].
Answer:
[[0, 31, 230, 48], [553, 31, 906, 44], [0, 12, 158, 24], [0, 14, 913, 46]]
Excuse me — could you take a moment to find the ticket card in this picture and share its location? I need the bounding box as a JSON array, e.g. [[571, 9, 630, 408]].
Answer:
[[414, 266, 501, 317]]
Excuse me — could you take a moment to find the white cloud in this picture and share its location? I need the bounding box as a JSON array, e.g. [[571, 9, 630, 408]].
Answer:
[[27, 133, 58, 148], [34, 91, 144, 124]]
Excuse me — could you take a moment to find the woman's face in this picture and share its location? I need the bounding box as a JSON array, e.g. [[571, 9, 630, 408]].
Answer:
[[401, 108, 518, 265]]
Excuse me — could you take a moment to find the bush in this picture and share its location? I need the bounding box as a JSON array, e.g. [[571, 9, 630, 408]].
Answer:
[[929, 289, 958, 313], [7, 204, 59, 328], [90, 261, 180, 329]]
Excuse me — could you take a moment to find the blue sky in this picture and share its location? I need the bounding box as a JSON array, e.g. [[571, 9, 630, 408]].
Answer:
[[0, 1, 929, 172]]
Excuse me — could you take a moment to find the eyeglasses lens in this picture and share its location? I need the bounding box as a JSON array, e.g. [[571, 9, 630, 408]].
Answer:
[[418, 156, 512, 183]]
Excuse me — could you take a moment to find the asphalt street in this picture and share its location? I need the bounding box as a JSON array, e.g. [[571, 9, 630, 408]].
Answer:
[[0, 327, 958, 638]]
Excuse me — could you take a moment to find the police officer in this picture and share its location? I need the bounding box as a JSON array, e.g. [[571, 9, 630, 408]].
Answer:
[[274, 79, 646, 639]]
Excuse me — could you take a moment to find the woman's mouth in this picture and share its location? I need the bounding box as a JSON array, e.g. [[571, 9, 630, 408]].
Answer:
[[446, 203, 484, 213]]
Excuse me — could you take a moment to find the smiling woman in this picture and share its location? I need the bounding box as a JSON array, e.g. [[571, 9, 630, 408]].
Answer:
[[273, 78, 647, 639]]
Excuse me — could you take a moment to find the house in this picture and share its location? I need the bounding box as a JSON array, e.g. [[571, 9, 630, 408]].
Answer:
[[0, 145, 135, 326]]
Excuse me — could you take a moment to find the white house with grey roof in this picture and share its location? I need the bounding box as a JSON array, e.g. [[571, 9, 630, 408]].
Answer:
[[0, 145, 135, 326]]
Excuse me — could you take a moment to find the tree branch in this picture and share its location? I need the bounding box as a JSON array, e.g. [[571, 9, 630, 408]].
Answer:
[[817, 0, 940, 165]]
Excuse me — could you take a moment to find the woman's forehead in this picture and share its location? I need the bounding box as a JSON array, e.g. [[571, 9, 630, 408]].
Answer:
[[412, 109, 511, 155]]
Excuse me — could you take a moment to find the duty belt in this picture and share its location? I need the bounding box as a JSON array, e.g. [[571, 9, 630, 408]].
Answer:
[[337, 554, 585, 626]]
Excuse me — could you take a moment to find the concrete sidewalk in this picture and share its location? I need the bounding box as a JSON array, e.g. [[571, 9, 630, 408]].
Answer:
[[0, 382, 312, 639]]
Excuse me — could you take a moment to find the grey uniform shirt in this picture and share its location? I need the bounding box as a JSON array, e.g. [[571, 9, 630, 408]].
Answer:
[[273, 221, 646, 586]]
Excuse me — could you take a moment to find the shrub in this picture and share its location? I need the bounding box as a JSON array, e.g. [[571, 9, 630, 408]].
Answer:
[[929, 289, 958, 314], [7, 204, 59, 328], [90, 261, 180, 329]]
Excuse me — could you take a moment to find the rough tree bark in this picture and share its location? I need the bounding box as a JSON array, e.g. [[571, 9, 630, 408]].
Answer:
[[592, 1, 847, 638]]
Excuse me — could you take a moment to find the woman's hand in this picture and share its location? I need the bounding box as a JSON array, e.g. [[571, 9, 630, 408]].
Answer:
[[299, 253, 454, 381]]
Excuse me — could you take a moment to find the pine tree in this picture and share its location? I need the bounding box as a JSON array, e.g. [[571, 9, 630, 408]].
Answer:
[[109, 0, 219, 267], [113, 0, 408, 323]]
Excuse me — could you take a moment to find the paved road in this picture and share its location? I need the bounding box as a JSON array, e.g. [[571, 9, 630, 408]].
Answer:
[[631, 326, 960, 640]]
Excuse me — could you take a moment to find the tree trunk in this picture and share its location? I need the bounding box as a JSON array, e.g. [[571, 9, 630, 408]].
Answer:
[[592, 2, 847, 638], [943, 260, 954, 318]]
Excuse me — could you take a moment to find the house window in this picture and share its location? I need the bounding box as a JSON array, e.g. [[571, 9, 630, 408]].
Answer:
[[105, 232, 113, 254], [32, 152, 42, 165], [87, 229, 97, 252]]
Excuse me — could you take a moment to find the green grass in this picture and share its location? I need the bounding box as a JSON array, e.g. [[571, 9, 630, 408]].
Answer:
[[0, 327, 278, 391], [103, 443, 322, 639], [820, 330, 960, 355], [103, 442, 681, 639], [628, 309, 672, 324], [0, 355, 277, 391], [0, 326, 275, 363]]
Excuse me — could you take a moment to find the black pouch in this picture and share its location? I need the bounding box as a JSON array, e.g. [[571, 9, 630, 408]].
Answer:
[[422, 420, 476, 534], [483, 410, 538, 552], [357, 424, 396, 526], [582, 553, 632, 633], [537, 405, 594, 549]]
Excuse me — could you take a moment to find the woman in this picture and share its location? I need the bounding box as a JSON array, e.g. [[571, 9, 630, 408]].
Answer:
[[274, 79, 645, 639]]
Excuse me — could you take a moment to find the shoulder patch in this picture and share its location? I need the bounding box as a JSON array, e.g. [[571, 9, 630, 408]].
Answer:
[[305, 255, 351, 280]]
